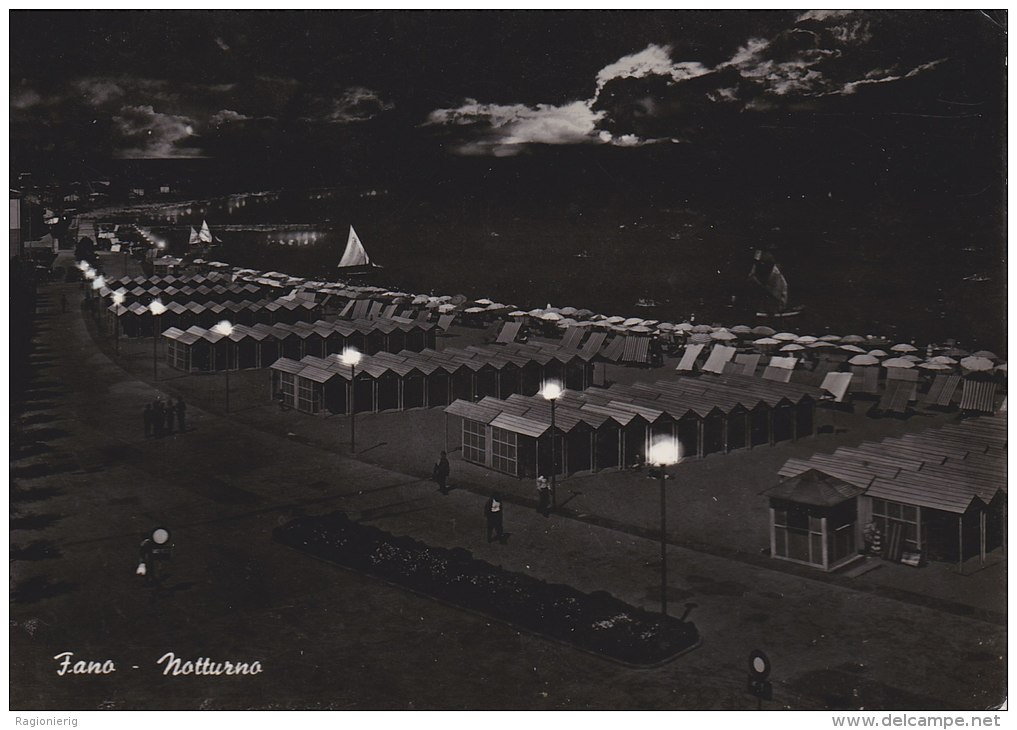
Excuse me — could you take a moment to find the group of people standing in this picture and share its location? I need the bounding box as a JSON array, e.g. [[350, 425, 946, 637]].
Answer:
[[432, 450, 553, 544], [143, 397, 186, 438]]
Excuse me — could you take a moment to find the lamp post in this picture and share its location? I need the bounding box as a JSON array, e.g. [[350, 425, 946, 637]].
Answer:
[[212, 320, 235, 412], [84, 267, 96, 306], [540, 381, 563, 510], [91, 274, 106, 324], [340, 348, 362, 453], [149, 299, 167, 380], [112, 289, 126, 355], [648, 437, 681, 616]]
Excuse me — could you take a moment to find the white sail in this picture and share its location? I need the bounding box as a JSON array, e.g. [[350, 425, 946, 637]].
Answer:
[[199, 220, 213, 243], [338, 225, 371, 268], [188, 226, 200, 246]]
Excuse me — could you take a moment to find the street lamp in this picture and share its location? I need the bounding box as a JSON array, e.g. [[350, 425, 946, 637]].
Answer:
[[91, 275, 106, 324], [112, 289, 126, 356], [211, 320, 235, 412], [648, 437, 681, 616], [540, 381, 563, 510], [340, 348, 362, 453], [149, 299, 167, 380]]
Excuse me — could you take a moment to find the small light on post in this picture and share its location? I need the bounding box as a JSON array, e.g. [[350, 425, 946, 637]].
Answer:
[[648, 436, 681, 617], [212, 320, 235, 412], [112, 289, 126, 355], [540, 381, 563, 510], [149, 299, 167, 380], [340, 348, 362, 453]]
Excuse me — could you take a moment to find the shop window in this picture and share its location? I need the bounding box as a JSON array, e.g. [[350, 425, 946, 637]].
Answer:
[[462, 419, 487, 464], [491, 427, 518, 475]]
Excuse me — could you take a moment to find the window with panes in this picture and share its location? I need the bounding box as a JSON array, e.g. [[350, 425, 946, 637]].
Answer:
[[462, 419, 486, 464], [491, 426, 518, 475], [773, 504, 824, 565], [871, 498, 918, 550]]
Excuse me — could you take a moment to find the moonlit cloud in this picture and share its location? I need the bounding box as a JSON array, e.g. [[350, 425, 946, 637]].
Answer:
[[595, 44, 711, 95], [427, 10, 949, 156], [113, 104, 202, 158], [210, 109, 252, 127]]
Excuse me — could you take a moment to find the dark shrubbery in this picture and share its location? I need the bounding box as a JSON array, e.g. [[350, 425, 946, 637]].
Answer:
[[275, 512, 699, 665]]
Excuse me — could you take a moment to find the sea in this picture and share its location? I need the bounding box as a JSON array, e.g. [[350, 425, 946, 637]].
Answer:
[[122, 184, 1006, 355]]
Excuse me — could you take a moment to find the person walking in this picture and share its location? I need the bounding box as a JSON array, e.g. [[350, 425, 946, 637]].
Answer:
[[433, 451, 450, 494], [143, 404, 153, 438], [152, 400, 165, 439], [164, 398, 175, 435], [536, 475, 551, 517], [176, 397, 186, 433], [485, 493, 504, 543]]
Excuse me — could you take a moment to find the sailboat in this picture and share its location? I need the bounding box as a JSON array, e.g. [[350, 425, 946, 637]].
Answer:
[[188, 226, 201, 246], [749, 249, 804, 318], [337, 225, 381, 275], [199, 220, 215, 244]]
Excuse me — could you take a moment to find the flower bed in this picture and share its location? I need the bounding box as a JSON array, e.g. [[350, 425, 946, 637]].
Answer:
[[274, 512, 700, 666]]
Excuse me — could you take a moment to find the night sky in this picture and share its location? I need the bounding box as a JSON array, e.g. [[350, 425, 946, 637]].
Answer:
[[10, 10, 1009, 345]]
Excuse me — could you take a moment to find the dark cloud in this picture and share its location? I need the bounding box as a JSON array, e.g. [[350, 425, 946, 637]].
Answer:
[[427, 11, 953, 155], [301, 86, 395, 124]]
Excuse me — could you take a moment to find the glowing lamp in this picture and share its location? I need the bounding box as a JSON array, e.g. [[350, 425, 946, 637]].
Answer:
[[149, 299, 167, 316], [211, 320, 234, 337], [540, 382, 563, 401], [648, 437, 681, 467], [340, 348, 362, 367], [92, 274, 106, 290]]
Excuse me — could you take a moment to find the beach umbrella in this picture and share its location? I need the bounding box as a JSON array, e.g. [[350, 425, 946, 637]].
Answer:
[[630, 325, 654, 333], [575, 309, 594, 319], [773, 332, 798, 341], [867, 349, 889, 358], [544, 306, 562, 315], [730, 325, 753, 334], [960, 356, 994, 372], [557, 318, 578, 328], [602, 315, 623, 324], [560, 306, 579, 316], [808, 341, 837, 349], [795, 335, 818, 344], [464, 306, 486, 314], [919, 362, 953, 371], [780, 343, 806, 352], [971, 350, 999, 361], [411, 295, 430, 305], [848, 354, 880, 366], [641, 319, 660, 327], [541, 312, 563, 321], [590, 313, 608, 321], [509, 310, 527, 317], [623, 317, 645, 327], [689, 333, 712, 344], [839, 344, 866, 354], [527, 308, 544, 317], [474, 298, 494, 306], [891, 343, 918, 353], [841, 335, 866, 344], [753, 337, 780, 346], [438, 303, 457, 314], [995, 363, 1007, 374], [674, 323, 694, 332], [752, 326, 776, 336], [902, 354, 923, 363], [711, 330, 738, 341], [691, 324, 713, 334], [882, 357, 916, 369], [943, 347, 970, 358], [656, 322, 676, 331]]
